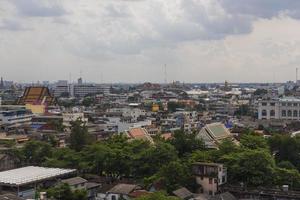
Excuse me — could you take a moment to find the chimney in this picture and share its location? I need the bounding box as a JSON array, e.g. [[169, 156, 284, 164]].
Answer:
[[40, 192, 47, 200]]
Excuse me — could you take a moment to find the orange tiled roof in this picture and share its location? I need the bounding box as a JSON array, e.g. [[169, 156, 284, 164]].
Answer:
[[127, 128, 154, 144], [17, 87, 55, 105]]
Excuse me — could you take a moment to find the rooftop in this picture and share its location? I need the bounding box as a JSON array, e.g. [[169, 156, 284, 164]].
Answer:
[[108, 184, 139, 195], [61, 177, 87, 186], [0, 166, 76, 186]]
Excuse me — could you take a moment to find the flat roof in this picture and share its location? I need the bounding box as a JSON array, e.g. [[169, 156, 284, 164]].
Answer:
[[0, 166, 76, 186]]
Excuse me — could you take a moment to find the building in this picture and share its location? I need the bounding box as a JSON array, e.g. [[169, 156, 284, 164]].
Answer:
[[0, 166, 76, 199], [69, 83, 110, 98], [54, 80, 69, 97], [193, 162, 227, 196], [258, 97, 300, 120], [61, 176, 100, 200], [197, 123, 238, 149], [105, 184, 140, 200], [126, 127, 154, 144], [17, 87, 55, 106], [0, 108, 33, 131]]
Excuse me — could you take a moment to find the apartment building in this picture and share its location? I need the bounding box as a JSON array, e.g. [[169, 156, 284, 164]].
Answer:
[[258, 97, 300, 120], [193, 162, 227, 196]]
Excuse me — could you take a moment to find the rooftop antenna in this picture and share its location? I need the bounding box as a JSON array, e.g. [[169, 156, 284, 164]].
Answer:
[[164, 64, 167, 84], [296, 68, 298, 85]]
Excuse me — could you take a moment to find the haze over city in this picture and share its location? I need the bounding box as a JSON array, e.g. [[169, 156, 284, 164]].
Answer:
[[1, 0, 300, 83]]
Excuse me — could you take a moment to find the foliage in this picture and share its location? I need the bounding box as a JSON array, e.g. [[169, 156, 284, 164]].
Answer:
[[220, 149, 275, 186], [70, 119, 89, 152], [21, 140, 52, 165], [46, 183, 87, 200], [240, 134, 269, 150], [169, 130, 204, 157], [268, 135, 300, 170], [167, 102, 185, 113]]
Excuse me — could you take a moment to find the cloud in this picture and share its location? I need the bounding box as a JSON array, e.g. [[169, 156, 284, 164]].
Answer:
[[0, 19, 29, 31], [11, 0, 66, 17]]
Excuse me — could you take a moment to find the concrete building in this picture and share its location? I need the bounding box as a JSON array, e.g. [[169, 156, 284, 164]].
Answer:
[[0, 108, 33, 131], [193, 162, 227, 196], [0, 166, 76, 199], [258, 97, 300, 120]]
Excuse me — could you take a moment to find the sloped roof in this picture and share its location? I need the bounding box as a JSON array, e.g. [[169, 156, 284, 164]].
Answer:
[[61, 177, 87, 186], [17, 87, 55, 105], [0, 193, 24, 200], [173, 187, 194, 199], [127, 128, 154, 144], [108, 184, 139, 195]]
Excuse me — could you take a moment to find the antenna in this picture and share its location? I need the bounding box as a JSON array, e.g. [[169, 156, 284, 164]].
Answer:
[[296, 68, 298, 85], [164, 64, 167, 84]]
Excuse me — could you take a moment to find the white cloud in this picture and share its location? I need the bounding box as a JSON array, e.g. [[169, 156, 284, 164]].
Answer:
[[1, 0, 300, 82]]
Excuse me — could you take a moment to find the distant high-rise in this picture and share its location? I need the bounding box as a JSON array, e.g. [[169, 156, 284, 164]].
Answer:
[[0, 77, 4, 89], [78, 77, 83, 85]]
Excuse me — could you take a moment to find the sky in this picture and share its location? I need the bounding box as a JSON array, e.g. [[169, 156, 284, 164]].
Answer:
[[1, 0, 300, 83]]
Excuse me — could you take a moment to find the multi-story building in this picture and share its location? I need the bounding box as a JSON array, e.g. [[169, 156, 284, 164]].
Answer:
[[54, 80, 69, 97], [258, 97, 300, 120], [0, 108, 33, 131], [193, 162, 227, 196]]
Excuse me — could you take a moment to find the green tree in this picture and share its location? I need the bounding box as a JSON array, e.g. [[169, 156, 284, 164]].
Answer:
[[169, 130, 204, 157], [46, 183, 87, 200], [221, 149, 275, 186], [70, 119, 89, 151], [22, 140, 52, 165], [157, 161, 193, 193], [240, 134, 268, 150], [43, 148, 80, 169]]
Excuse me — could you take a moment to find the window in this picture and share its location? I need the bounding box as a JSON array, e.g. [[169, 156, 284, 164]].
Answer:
[[294, 103, 298, 107], [282, 110, 286, 117], [111, 195, 116, 200], [262, 110, 267, 116], [270, 110, 275, 117], [209, 191, 213, 195], [282, 103, 286, 106], [288, 103, 292, 106], [270, 102, 275, 106], [288, 110, 292, 117], [294, 110, 298, 117], [262, 102, 267, 106], [209, 178, 213, 184]]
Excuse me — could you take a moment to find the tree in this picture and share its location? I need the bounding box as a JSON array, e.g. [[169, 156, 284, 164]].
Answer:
[[82, 97, 95, 107], [220, 149, 275, 186], [43, 148, 80, 169], [169, 130, 204, 157], [70, 119, 89, 152], [157, 161, 193, 193], [46, 183, 87, 200], [133, 142, 178, 178], [240, 134, 268, 150], [135, 192, 179, 200], [268, 135, 300, 170], [167, 102, 185, 113], [22, 140, 52, 165]]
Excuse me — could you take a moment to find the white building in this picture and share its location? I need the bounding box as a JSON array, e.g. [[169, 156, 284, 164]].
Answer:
[[193, 162, 227, 196], [258, 97, 300, 120], [0, 108, 33, 130], [54, 80, 69, 97]]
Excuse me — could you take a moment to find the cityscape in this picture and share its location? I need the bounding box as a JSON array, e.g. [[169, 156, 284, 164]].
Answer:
[[1, 1, 300, 200]]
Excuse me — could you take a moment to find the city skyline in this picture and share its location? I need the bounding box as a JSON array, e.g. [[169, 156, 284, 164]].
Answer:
[[1, 0, 300, 83]]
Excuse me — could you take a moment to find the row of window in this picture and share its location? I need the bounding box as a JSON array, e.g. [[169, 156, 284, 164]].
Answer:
[[261, 102, 300, 107], [262, 109, 300, 117]]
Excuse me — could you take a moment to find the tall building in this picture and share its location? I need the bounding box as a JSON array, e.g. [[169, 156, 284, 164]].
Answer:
[[258, 97, 300, 120]]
